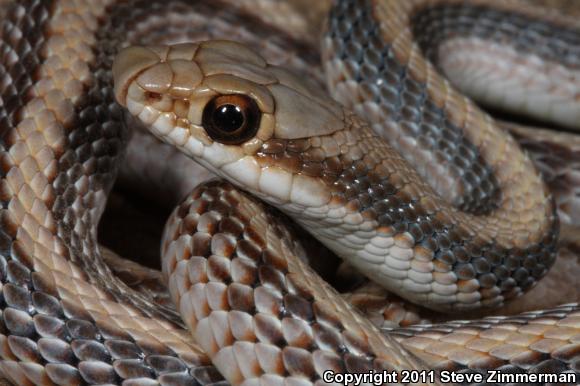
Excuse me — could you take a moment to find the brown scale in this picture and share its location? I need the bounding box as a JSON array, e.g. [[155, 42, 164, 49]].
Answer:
[[257, 110, 557, 307], [3, 0, 578, 385], [0, 0, 335, 384], [327, 0, 509, 215], [163, 181, 427, 382]]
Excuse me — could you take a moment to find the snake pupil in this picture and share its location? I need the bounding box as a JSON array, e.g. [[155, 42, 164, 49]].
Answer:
[[202, 94, 261, 144], [213, 104, 245, 132]]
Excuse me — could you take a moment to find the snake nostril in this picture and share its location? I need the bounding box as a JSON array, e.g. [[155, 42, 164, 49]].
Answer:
[[146, 91, 162, 102]]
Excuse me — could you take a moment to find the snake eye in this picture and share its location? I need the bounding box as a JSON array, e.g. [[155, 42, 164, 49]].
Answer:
[[202, 94, 261, 144]]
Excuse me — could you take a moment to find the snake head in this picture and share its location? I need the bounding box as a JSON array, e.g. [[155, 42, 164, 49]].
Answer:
[[113, 40, 350, 207]]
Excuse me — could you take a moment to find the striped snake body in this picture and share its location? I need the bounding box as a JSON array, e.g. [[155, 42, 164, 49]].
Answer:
[[1, 0, 580, 385]]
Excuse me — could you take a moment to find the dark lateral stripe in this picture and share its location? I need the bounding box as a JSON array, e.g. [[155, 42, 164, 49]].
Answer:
[[411, 3, 580, 69], [327, 0, 502, 215], [0, 0, 53, 131]]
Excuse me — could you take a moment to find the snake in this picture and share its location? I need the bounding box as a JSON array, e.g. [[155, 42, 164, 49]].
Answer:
[[1, 0, 580, 385]]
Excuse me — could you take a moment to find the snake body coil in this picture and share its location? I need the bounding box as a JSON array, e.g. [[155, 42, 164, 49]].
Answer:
[[0, 0, 579, 385]]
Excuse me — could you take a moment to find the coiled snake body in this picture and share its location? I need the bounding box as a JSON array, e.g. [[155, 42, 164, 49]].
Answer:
[[0, 0, 580, 385]]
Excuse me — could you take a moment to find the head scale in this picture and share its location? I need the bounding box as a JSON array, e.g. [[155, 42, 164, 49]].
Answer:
[[113, 40, 349, 207]]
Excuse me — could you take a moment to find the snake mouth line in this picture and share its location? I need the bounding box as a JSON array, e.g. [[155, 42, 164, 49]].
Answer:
[[114, 22, 561, 316]]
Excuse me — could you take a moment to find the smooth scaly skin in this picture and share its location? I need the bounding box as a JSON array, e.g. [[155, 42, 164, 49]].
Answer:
[[115, 2, 580, 386], [0, 1, 345, 385], [115, 38, 558, 311], [1, 1, 580, 386], [0, 1, 231, 385]]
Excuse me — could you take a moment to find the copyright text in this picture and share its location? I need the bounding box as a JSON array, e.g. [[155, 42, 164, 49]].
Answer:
[[322, 369, 577, 384]]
